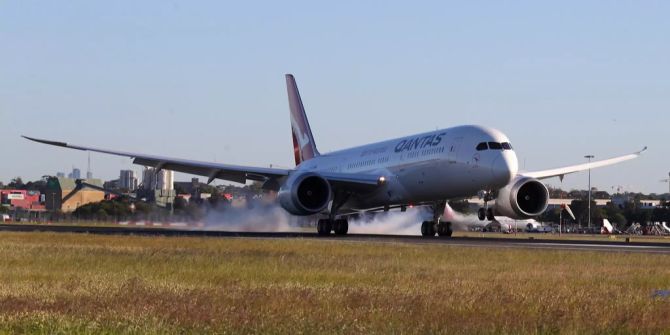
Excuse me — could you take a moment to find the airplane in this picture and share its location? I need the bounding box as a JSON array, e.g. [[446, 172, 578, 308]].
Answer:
[[602, 219, 617, 234], [442, 203, 542, 233], [492, 218, 543, 233], [23, 74, 647, 237]]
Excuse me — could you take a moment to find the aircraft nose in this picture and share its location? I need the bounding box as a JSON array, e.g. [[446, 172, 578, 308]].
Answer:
[[491, 152, 517, 186]]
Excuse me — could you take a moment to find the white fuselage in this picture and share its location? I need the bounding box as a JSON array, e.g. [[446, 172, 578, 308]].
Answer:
[[294, 125, 519, 211]]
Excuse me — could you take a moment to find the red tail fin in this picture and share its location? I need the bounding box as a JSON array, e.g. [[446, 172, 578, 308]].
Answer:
[[286, 74, 319, 166]]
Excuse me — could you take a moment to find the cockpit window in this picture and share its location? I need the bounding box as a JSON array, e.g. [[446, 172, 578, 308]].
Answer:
[[488, 142, 503, 150], [476, 142, 488, 151], [502, 142, 513, 150]]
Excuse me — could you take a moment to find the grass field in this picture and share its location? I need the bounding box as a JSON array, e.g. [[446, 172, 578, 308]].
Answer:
[[0, 232, 669, 334]]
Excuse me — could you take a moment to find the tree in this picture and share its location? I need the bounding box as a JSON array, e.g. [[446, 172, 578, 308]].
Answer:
[[8, 177, 24, 189], [208, 191, 230, 208], [570, 200, 587, 225], [174, 184, 188, 195], [73, 198, 152, 221], [184, 202, 205, 220], [602, 203, 626, 227], [173, 196, 188, 211], [594, 191, 611, 199], [611, 213, 627, 229], [24, 179, 47, 192], [539, 207, 561, 224], [247, 181, 263, 194], [652, 207, 670, 224], [95, 208, 109, 221]]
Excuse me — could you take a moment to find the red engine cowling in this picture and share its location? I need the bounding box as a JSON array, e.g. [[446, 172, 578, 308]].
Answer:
[[278, 172, 332, 216], [494, 177, 549, 219]]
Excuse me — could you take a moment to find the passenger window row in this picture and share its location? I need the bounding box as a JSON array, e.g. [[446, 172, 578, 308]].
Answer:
[[476, 142, 513, 151], [348, 159, 377, 169]]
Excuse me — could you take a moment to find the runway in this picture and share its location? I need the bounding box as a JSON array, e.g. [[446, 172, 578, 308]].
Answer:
[[1, 224, 669, 254]]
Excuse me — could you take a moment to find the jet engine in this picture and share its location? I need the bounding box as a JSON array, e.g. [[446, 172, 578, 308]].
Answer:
[[278, 172, 332, 215], [493, 176, 549, 220]]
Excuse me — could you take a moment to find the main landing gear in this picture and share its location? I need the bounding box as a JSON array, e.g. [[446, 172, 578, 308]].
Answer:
[[421, 201, 453, 237], [316, 191, 351, 236], [317, 218, 349, 236], [420, 221, 452, 237]]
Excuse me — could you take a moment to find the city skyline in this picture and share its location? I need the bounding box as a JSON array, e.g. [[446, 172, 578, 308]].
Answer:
[[1, 1, 668, 193]]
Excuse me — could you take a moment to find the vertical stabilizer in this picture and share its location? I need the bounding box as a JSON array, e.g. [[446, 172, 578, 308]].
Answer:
[[286, 74, 319, 166]]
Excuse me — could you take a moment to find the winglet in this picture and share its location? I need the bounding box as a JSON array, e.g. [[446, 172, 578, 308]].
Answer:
[[22, 135, 77, 149]]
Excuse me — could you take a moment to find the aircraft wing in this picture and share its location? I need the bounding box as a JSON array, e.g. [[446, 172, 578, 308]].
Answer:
[[23, 136, 386, 192], [23, 136, 290, 184], [521, 147, 647, 181]]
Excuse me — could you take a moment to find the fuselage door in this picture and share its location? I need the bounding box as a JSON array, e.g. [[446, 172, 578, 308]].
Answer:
[[448, 137, 463, 163]]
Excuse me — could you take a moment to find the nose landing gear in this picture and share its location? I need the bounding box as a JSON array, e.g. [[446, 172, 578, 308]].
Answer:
[[478, 190, 497, 221], [478, 207, 495, 221]]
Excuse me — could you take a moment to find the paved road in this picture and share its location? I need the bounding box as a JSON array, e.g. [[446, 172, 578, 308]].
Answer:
[[1, 224, 669, 254]]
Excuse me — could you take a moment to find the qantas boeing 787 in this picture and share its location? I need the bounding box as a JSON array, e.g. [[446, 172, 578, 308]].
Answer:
[[24, 74, 646, 236]]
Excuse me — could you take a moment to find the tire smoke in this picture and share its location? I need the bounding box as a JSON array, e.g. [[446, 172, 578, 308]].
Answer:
[[197, 201, 484, 235], [201, 204, 298, 232], [347, 208, 432, 235]]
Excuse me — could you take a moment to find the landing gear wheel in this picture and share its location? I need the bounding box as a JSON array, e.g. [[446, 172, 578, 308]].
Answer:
[[333, 219, 349, 235], [486, 208, 495, 221], [478, 208, 486, 221], [317, 219, 332, 236], [421, 221, 436, 237], [437, 221, 453, 237]]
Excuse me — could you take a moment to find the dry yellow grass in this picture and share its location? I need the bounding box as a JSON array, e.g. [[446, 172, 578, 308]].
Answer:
[[0, 232, 668, 334]]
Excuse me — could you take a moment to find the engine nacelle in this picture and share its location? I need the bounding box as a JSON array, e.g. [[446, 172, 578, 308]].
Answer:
[[494, 177, 549, 220], [278, 172, 332, 216]]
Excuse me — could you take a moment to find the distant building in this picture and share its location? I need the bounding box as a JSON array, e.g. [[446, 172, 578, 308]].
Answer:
[[68, 168, 81, 179], [44, 177, 104, 212], [174, 178, 203, 196], [157, 170, 174, 191], [119, 170, 137, 190], [0, 189, 46, 220], [141, 168, 174, 191], [611, 194, 660, 209], [0, 190, 44, 210], [56, 172, 65, 178], [104, 179, 120, 190], [139, 168, 175, 207], [86, 171, 93, 179]]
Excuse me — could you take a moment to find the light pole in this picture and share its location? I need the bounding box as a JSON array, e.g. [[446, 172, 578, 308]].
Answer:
[[584, 155, 594, 230]]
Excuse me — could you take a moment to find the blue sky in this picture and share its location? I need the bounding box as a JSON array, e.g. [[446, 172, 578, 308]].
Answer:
[[1, 1, 668, 194]]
